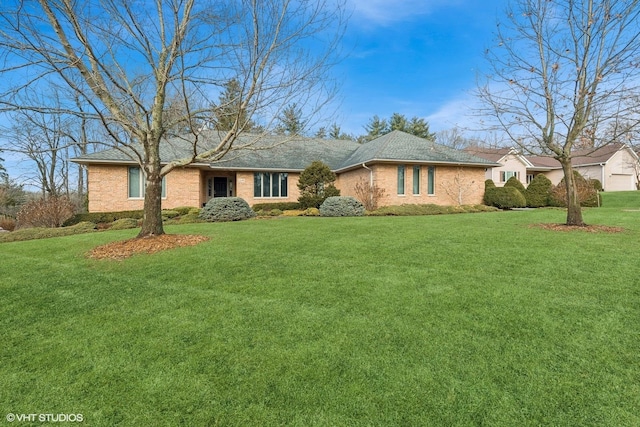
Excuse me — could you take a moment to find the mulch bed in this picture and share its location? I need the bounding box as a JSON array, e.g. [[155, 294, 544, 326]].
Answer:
[[87, 234, 209, 260], [530, 223, 625, 233]]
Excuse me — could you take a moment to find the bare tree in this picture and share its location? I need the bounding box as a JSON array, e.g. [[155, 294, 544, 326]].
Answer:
[[0, 0, 345, 237], [478, 0, 640, 226], [441, 168, 477, 206]]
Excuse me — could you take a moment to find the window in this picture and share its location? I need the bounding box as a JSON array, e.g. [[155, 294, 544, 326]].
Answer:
[[427, 166, 435, 195], [128, 167, 165, 198], [526, 174, 535, 184], [254, 172, 288, 198], [397, 165, 405, 195], [500, 171, 519, 182], [413, 166, 421, 195]]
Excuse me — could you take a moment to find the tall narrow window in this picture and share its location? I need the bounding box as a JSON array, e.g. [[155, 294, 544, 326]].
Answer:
[[397, 165, 405, 195], [427, 166, 435, 195], [413, 166, 421, 195], [128, 167, 166, 198], [128, 167, 142, 198]]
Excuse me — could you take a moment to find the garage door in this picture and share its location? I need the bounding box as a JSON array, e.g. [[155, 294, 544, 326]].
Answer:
[[607, 174, 634, 191]]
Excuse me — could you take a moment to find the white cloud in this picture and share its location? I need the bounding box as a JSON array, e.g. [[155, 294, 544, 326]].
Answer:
[[348, 0, 451, 26], [425, 94, 483, 132]]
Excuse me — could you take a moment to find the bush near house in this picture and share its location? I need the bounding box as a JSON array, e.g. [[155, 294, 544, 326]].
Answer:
[[252, 202, 301, 212], [109, 218, 140, 230], [550, 171, 601, 207], [297, 161, 340, 209], [504, 176, 526, 195], [199, 197, 256, 222], [319, 196, 365, 217], [16, 196, 76, 229], [525, 174, 553, 207], [483, 179, 496, 206]]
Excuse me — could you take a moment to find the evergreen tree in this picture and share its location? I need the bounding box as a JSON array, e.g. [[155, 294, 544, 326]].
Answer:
[[276, 103, 306, 135], [361, 113, 435, 142], [362, 115, 388, 142], [213, 79, 254, 131], [297, 161, 340, 208]]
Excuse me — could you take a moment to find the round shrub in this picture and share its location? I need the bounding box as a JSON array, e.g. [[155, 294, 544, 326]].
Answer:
[[489, 186, 527, 209], [199, 197, 256, 222], [483, 179, 496, 206], [161, 209, 180, 219], [302, 207, 320, 216], [109, 218, 139, 230], [319, 196, 365, 217], [524, 174, 552, 207], [504, 176, 526, 194], [551, 171, 601, 207]]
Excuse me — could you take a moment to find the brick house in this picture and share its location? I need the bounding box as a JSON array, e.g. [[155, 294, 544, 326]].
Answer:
[[72, 130, 498, 212]]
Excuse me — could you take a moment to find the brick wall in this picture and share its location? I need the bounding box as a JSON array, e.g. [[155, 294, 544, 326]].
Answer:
[[87, 165, 202, 212], [342, 164, 486, 207]]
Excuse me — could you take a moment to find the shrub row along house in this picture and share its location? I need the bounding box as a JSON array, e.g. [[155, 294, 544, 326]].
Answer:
[[72, 130, 499, 212], [465, 144, 640, 191]]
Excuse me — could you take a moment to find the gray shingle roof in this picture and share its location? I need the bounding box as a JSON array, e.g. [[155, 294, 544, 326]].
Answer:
[[73, 130, 498, 170]]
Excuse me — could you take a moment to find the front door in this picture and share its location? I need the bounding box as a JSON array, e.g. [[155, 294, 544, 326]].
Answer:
[[213, 177, 228, 198]]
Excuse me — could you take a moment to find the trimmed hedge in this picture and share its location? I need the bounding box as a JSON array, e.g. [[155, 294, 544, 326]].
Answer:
[[63, 210, 144, 226], [504, 176, 526, 194], [0, 221, 96, 243], [109, 218, 140, 230], [319, 196, 365, 217], [252, 202, 301, 212], [485, 186, 527, 209], [369, 204, 498, 216], [525, 174, 553, 207], [483, 179, 496, 206], [199, 197, 256, 222]]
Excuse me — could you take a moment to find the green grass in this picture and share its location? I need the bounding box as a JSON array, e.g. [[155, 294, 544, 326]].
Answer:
[[2, 194, 640, 426]]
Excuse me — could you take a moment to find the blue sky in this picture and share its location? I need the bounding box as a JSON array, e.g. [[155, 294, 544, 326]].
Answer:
[[336, 0, 509, 136]]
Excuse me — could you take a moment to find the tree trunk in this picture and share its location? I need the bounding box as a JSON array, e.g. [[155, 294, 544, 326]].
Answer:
[[138, 162, 165, 237], [560, 160, 585, 226]]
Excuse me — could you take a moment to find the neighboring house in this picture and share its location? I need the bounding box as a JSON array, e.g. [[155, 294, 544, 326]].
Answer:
[[527, 143, 640, 191], [72, 130, 499, 212], [464, 147, 532, 187]]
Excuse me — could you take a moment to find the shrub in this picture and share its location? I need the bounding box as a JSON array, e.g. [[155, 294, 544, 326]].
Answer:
[[297, 161, 340, 209], [64, 210, 144, 226], [109, 218, 140, 230], [188, 208, 201, 215], [504, 176, 526, 194], [550, 171, 601, 207], [0, 221, 96, 243], [16, 196, 76, 228], [199, 197, 256, 222], [483, 180, 496, 206], [319, 196, 365, 217], [0, 216, 16, 231], [173, 206, 196, 215], [256, 209, 283, 217], [353, 177, 386, 211], [488, 186, 527, 209], [524, 174, 553, 207], [589, 178, 603, 192], [161, 209, 180, 219], [302, 207, 320, 216], [368, 204, 498, 216], [252, 202, 301, 212]]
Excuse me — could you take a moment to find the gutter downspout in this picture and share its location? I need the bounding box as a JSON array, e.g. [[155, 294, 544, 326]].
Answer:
[[362, 163, 373, 208]]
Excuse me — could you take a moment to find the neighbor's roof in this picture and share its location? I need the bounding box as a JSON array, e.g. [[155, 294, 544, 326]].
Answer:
[[73, 130, 499, 171], [527, 143, 633, 170]]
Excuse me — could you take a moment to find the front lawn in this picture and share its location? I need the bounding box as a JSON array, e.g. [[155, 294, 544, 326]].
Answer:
[[1, 204, 639, 426]]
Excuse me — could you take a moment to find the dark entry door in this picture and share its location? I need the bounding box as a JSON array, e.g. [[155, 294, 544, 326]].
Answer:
[[213, 177, 228, 198]]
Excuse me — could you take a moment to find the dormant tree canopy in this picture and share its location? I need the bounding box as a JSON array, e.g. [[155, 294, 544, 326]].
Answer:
[[0, 0, 346, 236], [478, 0, 640, 225]]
